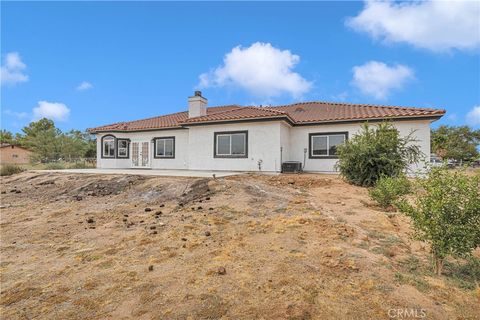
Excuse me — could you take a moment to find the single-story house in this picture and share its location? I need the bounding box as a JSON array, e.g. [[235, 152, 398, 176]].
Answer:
[[88, 91, 445, 173], [0, 143, 33, 165]]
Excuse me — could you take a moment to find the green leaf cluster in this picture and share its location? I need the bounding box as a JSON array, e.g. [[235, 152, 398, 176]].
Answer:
[[398, 168, 480, 275], [336, 122, 422, 187]]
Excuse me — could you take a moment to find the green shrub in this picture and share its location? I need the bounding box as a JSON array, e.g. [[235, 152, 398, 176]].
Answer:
[[398, 167, 480, 275], [0, 164, 25, 176], [68, 162, 89, 169], [369, 175, 411, 208], [44, 162, 66, 170], [336, 122, 422, 187]]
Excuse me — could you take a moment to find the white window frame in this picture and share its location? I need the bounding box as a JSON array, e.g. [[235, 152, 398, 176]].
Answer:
[[215, 132, 247, 158], [102, 136, 115, 158], [154, 137, 175, 158], [117, 139, 129, 158], [310, 133, 347, 158]]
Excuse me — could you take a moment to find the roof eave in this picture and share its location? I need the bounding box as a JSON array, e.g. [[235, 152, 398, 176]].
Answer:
[[293, 114, 445, 126], [179, 115, 295, 127]]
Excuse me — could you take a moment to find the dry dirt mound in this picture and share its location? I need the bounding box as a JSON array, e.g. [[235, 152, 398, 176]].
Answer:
[[1, 171, 478, 319]]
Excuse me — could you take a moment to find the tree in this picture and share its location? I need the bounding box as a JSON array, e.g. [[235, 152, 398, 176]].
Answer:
[[398, 168, 480, 275], [431, 125, 480, 161], [336, 122, 422, 187], [0, 129, 15, 144], [21, 118, 62, 161], [19, 118, 95, 161]]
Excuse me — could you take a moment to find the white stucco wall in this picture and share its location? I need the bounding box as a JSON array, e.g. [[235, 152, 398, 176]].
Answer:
[[279, 122, 291, 163], [288, 120, 432, 173], [96, 129, 189, 169], [186, 121, 285, 172], [95, 119, 432, 173]]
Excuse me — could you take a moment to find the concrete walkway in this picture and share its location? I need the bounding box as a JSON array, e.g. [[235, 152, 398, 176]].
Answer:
[[32, 168, 243, 178]]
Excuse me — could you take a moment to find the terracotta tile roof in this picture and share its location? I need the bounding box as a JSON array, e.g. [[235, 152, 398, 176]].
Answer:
[[268, 101, 445, 124], [180, 106, 294, 124], [88, 101, 445, 133], [88, 105, 241, 132]]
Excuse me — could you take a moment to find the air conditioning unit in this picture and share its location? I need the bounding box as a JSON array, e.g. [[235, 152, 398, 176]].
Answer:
[[282, 161, 303, 173]]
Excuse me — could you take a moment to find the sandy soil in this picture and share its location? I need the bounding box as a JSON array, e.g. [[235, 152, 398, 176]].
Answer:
[[1, 172, 478, 319]]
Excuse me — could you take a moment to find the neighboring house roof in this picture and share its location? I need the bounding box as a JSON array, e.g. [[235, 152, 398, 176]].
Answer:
[[0, 143, 31, 151], [88, 101, 445, 133]]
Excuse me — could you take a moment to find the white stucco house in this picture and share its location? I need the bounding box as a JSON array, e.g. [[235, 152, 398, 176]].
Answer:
[[88, 91, 445, 173]]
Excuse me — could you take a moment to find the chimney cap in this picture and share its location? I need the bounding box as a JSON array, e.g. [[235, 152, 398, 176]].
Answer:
[[194, 90, 202, 97]]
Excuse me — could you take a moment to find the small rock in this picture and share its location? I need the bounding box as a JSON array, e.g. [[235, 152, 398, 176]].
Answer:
[[197, 206, 203, 210], [155, 211, 162, 215], [148, 265, 154, 271], [1, 191, 6, 194], [217, 267, 226, 275], [152, 231, 158, 234], [205, 231, 211, 236], [75, 196, 83, 201], [181, 237, 187, 241], [124, 214, 129, 217], [87, 218, 95, 223], [122, 218, 127, 222], [150, 226, 156, 230], [15, 190, 22, 194], [145, 208, 152, 212], [139, 220, 144, 223], [159, 204, 165, 208], [209, 208, 214, 211], [205, 197, 210, 201]]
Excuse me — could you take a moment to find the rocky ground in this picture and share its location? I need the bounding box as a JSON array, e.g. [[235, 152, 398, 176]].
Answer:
[[0, 171, 479, 319]]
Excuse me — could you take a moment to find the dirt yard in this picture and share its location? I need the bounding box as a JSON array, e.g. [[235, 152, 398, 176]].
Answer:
[[1, 172, 479, 319]]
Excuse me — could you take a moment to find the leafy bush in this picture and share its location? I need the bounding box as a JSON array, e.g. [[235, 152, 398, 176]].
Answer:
[[0, 164, 25, 176], [398, 167, 480, 275], [369, 175, 411, 209], [68, 162, 89, 169], [336, 122, 422, 187], [44, 162, 66, 170]]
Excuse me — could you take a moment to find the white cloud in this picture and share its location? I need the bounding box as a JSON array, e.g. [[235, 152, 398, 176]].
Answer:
[[76, 81, 93, 91], [198, 42, 312, 98], [347, 0, 480, 52], [4, 109, 29, 119], [1, 52, 29, 86], [352, 61, 414, 99], [466, 105, 480, 126], [33, 101, 70, 122], [447, 113, 458, 121]]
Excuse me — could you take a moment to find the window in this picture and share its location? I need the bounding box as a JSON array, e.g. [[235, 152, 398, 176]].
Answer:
[[117, 139, 129, 158], [309, 132, 348, 158], [214, 131, 248, 158], [154, 137, 175, 158], [102, 135, 115, 158]]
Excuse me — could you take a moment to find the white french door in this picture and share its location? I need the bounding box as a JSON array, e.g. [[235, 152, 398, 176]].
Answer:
[[131, 141, 150, 168]]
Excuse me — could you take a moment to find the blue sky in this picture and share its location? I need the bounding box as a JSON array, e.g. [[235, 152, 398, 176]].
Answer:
[[1, 1, 479, 133]]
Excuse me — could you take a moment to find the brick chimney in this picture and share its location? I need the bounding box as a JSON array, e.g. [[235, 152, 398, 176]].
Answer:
[[188, 91, 207, 118]]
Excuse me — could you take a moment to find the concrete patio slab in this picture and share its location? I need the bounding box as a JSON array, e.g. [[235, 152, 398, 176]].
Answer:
[[32, 169, 243, 178]]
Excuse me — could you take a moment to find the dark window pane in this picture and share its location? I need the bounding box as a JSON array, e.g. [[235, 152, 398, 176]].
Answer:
[[118, 140, 127, 148], [312, 136, 327, 155], [329, 135, 345, 155], [165, 139, 174, 156], [217, 135, 230, 155], [108, 142, 115, 156], [231, 134, 245, 155], [103, 138, 115, 157], [156, 140, 165, 156]]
